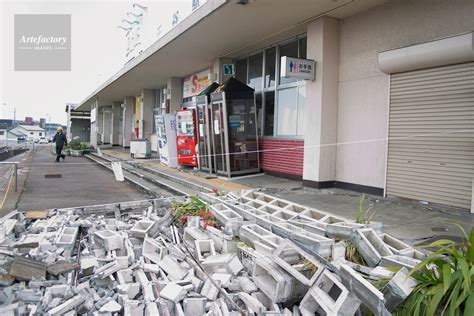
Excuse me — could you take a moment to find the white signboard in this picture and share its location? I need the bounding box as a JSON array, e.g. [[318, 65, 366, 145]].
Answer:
[[183, 69, 212, 99], [280, 56, 315, 81]]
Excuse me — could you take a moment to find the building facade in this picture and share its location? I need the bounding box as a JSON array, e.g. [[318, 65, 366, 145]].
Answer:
[[76, 0, 474, 212]]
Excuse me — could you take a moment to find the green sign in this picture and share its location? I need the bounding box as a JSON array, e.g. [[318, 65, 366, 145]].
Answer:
[[223, 64, 234, 76]]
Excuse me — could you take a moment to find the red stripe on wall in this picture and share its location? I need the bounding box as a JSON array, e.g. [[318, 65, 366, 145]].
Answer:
[[259, 139, 304, 177]]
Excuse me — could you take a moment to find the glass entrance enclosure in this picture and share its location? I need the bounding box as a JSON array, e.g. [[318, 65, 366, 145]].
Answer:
[[195, 82, 219, 172], [209, 78, 260, 177]]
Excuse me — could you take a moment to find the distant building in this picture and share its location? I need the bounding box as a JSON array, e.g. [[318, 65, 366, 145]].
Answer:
[[39, 118, 46, 128], [44, 123, 64, 140], [65, 104, 90, 143], [24, 117, 34, 126], [10, 125, 45, 141]]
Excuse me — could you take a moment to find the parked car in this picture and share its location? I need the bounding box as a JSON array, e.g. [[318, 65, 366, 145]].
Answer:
[[17, 136, 27, 143], [38, 137, 48, 144]]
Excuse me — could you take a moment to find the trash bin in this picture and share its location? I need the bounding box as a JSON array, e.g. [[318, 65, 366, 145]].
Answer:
[[130, 139, 151, 159]]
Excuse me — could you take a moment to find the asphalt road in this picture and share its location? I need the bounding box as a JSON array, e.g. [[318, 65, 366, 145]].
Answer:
[[14, 145, 153, 212]]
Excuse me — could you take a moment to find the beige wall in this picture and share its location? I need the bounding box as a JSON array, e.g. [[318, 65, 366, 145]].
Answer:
[[141, 89, 155, 139], [336, 0, 474, 189]]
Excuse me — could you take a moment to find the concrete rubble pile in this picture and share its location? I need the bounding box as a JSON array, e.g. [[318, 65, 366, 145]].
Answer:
[[0, 192, 423, 315]]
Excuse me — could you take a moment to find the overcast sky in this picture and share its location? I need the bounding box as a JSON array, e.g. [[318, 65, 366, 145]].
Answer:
[[1, 0, 194, 124]]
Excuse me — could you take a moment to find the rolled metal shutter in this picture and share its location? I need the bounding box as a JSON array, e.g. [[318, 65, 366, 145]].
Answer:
[[386, 62, 474, 210]]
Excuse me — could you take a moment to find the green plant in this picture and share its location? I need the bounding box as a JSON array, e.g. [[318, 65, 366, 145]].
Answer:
[[171, 196, 218, 228], [395, 227, 474, 316], [67, 139, 89, 151], [355, 194, 377, 224]]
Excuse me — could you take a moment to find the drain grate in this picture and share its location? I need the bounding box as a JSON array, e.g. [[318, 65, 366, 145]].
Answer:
[[44, 174, 62, 179]]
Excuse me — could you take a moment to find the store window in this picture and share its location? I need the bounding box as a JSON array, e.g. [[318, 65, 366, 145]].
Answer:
[[248, 53, 263, 90], [233, 35, 307, 139], [235, 59, 248, 83], [264, 91, 274, 136], [264, 47, 276, 88]]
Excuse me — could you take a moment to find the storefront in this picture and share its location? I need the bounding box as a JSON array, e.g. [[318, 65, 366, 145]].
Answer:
[[76, 0, 474, 212], [233, 36, 307, 179]]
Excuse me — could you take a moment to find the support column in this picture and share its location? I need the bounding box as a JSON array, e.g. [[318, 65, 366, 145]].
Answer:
[[167, 77, 183, 112], [302, 17, 340, 188], [112, 102, 121, 145], [140, 89, 155, 140], [90, 100, 98, 149], [123, 96, 134, 147]]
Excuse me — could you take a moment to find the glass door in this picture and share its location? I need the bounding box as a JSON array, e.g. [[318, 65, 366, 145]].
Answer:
[[196, 95, 213, 172], [210, 97, 229, 176]]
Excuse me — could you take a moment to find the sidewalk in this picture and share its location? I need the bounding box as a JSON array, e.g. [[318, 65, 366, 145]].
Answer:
[[103, 148, 474, 243]]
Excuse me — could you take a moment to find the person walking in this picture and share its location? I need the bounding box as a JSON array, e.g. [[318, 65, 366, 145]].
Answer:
[[53, 127, 67, 162]]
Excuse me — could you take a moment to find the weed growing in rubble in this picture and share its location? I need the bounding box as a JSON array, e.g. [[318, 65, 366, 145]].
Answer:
[[171, 196, 218, 228], [355, 194, 377, 224], [395, 226, 474, 316]]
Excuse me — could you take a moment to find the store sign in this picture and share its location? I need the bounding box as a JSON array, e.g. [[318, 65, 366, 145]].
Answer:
[[223, 64, 234, 76], [183, 69, 212, 99], [280, 56, 315, 81]]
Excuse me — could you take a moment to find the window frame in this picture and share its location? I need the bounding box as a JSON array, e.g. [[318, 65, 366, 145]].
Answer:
[[233, 34, 307, 139]]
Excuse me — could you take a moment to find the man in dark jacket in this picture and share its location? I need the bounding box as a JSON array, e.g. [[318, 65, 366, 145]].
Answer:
[[52, 127, 67, 162]]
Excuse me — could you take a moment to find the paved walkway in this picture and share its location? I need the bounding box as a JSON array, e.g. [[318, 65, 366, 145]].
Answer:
[[3, 145, 152, 214], [104, 148, 474, 243]]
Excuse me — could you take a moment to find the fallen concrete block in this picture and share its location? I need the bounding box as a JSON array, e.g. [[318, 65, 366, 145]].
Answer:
[[270, 209, 298, 222], [94, 230, 124, 251], [326, 222, 365, 240], [200, 279, 220, 301], [47, 261, 80, 276], [378, 234, 412, 254], [271, 222, 304, 238], [382, 267, 417, 312], [251, 291, 281, 313], [142, 236, 168, 264], [352, 228, 393, 267], [379, 255, 420, 270], [124, 300, 143, 316], [47, 295, 85, 316], [239, 224, 273, 247], [252, 256, 299, 303], [160, 282, 187, 302], [272, 241, 324, 286], [55, 227, 78, 251], [183, 227, 210, 246], [158, 255, 188, 281], [237, 276, 258, 293], [236, 292, 266, 314], [195, 239, 216, 261], [209, 204, 243, 225], [202, 254, 243, 276], [300, 208, 329, 221], [299, 270, 361, 316], [117, 282, 140, 299], [398, 248, 426, 260], [212, 273, 232, 288], [255, 194, 275, 204], [9, 256, 47, 281], [183, 297, 206, 316], [95, 257, 128, 279], [130, 220, 155, 238], [339, 264, 390, 316], [100, 300, 122, 313], [292, 231, 334, 257], [369, 266, 395, 280]]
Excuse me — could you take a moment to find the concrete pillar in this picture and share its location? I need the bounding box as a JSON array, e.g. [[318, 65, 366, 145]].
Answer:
[[302, 17, 339, 188], [123, 96, 135, 147], [167, 77, 183, 113], [90, 100, 98, 149], [112, 102, 121, 145], [141, 89, 155, 140]]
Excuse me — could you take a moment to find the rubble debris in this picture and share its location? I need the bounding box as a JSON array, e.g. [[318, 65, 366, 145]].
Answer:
[[0, 192, 425, 315]]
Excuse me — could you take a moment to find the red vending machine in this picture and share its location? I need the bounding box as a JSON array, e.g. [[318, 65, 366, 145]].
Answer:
[[176, 109, 198, 167]]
